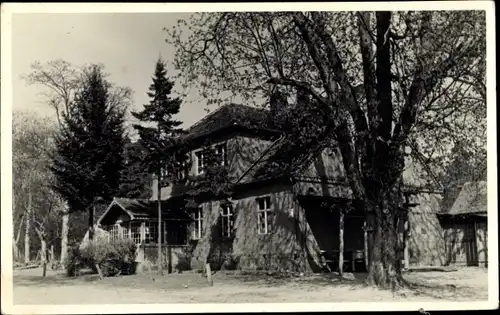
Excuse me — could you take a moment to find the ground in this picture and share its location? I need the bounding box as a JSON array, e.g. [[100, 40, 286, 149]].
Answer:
[[12, 267, 488, 304]]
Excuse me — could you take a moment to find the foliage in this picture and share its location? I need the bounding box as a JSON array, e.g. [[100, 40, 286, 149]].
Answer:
[[174, 244, 196, 272], [68, 238, 137, 277], [131, 57, 185, 182], [12, 111, 65, 261], [50, 65, 127, 218], [166, 11, 486, 288], [82, 238, 137, 276], [184, 140, 233, 206], [118, 140, 152, 199]]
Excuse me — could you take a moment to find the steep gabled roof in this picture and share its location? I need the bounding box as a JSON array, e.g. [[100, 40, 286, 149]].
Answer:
[[97, 197, 192, 225], [183, 103, 278, 141], [446, 181, 487, 216]]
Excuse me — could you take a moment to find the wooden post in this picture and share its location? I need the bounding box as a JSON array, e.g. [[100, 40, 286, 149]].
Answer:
[[157, 173, 163, 276], [206, 263, 213, 286], [338, 209, 344, 276]]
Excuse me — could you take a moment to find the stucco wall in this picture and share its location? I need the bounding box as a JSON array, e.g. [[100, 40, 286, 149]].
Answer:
[[135, 245, 188, 273], [187, 183, 327, 272], [227, 134, 273, 181], [407, 192, 446, 266]]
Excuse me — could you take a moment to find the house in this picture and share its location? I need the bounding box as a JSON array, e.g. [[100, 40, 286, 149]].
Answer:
[[96, 102, 456, 273], [438, 181, 488, 267]]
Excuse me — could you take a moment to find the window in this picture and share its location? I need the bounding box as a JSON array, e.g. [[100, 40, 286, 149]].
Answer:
[[144, 221, 160, 244], [166, 222, 188, 245], [176, 161, 187, 181], [130, 222, 142, 244], [192, 207, 204, 239], [257, 196, 273, 234], [215, 143, 228, 166], [221, 205, 234, 238], [109, 224, 120, 240], [195, 151, 205, 175]]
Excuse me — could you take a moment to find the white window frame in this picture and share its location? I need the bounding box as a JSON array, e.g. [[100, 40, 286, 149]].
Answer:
[[130, 221, 142, 245], [215, 143, 228, 166], [144, 221, 167, 244], [192, 207, 204, 240], [221, 204, 234, 238], [195, 151, 205, 175], [257, 196, 272, 235]]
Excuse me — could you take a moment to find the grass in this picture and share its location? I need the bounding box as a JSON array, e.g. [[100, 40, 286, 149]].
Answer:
[[12, 267, 488, 304]]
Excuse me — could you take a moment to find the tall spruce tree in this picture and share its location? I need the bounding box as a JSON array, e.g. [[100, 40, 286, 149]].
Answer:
[[132, 57, 184, 275], [118, 139, 151, 199], [51, 65, 126, 240]]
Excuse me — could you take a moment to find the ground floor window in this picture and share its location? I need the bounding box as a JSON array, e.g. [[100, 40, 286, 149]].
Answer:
[[103, 220, 188, 246], [130, 222, 142, 244], [221, 204, 234, 238], [192, 207, 203, 240], [257, 196, 272, 235], [166, 222, 188, 245]]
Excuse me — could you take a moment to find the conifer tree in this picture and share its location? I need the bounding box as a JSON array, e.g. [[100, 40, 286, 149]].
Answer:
[[118, 140, 151, 199], [132, 57, 184, 274], [51, 65, 127, 240]]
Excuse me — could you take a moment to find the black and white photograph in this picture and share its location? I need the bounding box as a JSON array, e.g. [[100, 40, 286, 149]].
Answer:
[[1, 2, 497, 314]]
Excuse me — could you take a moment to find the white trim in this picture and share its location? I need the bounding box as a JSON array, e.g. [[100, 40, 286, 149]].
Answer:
[[257, 196, 272, 235], [96, 198, 135, 225]]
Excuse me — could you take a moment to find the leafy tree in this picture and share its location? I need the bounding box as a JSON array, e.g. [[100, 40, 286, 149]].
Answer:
[[50, 65, 127, 241], [166, 11, 486, 288], [132, 57, 184, 274], [23, 59, 133, 265], [118, 140, 152, 199]]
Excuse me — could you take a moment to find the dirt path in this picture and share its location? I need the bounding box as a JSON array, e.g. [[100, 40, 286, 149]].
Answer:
[[12, 267, 489, 304]]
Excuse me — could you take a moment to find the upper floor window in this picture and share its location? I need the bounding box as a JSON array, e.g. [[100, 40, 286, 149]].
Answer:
[[195, 151, 205, 175], [192, 207, 204, 240], [215, 143, 228, 166], [221, 204, 234, 238], [257, 196, 273, 235]]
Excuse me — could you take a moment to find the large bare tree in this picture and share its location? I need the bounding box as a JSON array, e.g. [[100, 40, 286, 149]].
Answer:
[[166, 11, 486, 288], [13, 111, 65, 275]]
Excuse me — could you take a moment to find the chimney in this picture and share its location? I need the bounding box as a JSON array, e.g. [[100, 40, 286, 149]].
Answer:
[[151, 173, 158, 201]]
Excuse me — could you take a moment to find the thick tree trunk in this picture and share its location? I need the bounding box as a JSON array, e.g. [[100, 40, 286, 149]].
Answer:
[[60, 210, 69, 267], [365, 193, 402, 290], [24, 191, 32, 264]]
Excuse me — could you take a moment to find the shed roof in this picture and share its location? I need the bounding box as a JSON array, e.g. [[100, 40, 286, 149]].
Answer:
[[446, 181, 487, 216]]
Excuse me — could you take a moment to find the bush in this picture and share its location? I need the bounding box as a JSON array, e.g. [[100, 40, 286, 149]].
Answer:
[[82, 238, 137, 277], [67, 238, 137, 277], [174, 245, 195, 273]]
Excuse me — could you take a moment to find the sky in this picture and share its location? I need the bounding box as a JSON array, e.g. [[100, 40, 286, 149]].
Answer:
[[11, 13, 209, 130]]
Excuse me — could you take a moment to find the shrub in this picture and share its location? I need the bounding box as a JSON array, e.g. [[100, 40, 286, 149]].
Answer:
[[174, 244, 195, 273], [81, 238, 137, 277], [221, 254, 240, 271], [65, 245, 95, 276]]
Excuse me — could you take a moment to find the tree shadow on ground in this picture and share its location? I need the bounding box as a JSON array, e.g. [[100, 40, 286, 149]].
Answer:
[[215, 270, 367, 288]]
